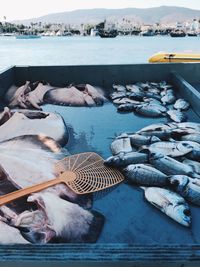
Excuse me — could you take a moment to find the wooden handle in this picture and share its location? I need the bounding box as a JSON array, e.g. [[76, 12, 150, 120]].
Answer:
[[0, 178, 60, 206]]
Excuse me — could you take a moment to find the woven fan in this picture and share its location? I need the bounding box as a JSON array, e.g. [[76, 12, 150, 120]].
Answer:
[[0, 152, 124, 206]]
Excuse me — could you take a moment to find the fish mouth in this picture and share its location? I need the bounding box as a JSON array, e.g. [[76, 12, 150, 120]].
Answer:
[[12, 194, 56, 244]]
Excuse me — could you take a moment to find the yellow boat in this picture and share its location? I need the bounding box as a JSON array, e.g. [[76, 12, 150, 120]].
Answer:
[[149, 52, 200, 63]]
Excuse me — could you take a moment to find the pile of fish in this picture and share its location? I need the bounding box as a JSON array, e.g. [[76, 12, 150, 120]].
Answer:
[[110, 82, 190, 122], [0, 108, 104, 244], [105, 121, 200, 227], [5, 81, 106, 110]]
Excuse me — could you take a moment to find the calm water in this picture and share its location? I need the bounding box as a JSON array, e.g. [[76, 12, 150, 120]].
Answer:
[[0, 36, 200, 70], [4, 35, 200, 243]]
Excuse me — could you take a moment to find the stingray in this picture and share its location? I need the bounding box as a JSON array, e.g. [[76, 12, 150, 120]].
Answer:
[[0, 135, 97, 243], [5, 81, 106, 110], [0, 108, 68, 146], [10, 192, 104, 244], [0, 215, 29, 244]]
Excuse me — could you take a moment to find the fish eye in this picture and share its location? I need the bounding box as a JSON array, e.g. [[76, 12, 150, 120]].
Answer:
[[183, 208, 191, 217], [171, 179, 179, 187]]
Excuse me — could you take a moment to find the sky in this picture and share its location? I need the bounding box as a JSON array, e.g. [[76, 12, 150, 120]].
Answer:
[[1, 0, 200, 21]]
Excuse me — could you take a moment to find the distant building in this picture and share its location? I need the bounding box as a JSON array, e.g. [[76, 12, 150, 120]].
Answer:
[[190, 19, 199, 31]]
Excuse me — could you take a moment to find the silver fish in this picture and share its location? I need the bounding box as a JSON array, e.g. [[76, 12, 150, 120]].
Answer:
[[167, 110, 187, 123], [161, 93, 176, 105], [117, 103, 137, 112], [143, 98, 161, 105], [146, 141, 193, 157], [168, 175, 200, 206], [105, 152, 148, 168], [137, 123, 177, 134], [128, 91, 146, 101], [130, 134, 160, 147], [110, 92, 127, 100], [124, 164, 167, 186], [147, 88, 160, 95], [113, 98, 140, 105], [150, 153, 195, 177], [183, 159, 200, 175], [135, 104, 166, 118], [177, 122, 200, 132], [182, 141, 200, 161], [143, 187, 191, 227], [113, 84, 126, 92], [111, 135, 132, 155], [174, 99, 190, 111], [181, 133, 200, 144], [126, 84, 143, 93], [136, 82, 150, 90]]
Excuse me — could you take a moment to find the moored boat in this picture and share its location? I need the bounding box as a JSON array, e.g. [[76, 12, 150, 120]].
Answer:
[[149, 52, 200, 63], [16, 34, 41, 39], [170, 30, 186, 37], [99, 30, 118, 38]]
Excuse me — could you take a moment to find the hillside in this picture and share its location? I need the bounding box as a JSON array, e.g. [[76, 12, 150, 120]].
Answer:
[[13, 6, 200, 25]]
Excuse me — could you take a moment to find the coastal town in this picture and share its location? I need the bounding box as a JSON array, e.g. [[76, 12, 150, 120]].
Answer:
[[0, 17, 200, 37]]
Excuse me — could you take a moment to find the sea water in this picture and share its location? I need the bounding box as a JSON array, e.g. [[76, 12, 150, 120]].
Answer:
[[0, 35, 200, 70]]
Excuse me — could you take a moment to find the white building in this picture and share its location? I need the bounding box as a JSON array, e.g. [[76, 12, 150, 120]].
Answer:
[[190, 19, 199, 31]]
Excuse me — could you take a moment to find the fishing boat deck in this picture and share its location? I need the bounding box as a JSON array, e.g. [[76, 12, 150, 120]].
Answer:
[[1, 63, 200, 264]]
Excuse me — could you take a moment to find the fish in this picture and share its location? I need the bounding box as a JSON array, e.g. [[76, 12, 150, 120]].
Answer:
[[0, 135, 66, 189], [174, 99, 190, 111], [44, 86, 93, 107], [10, 192, 104, 243], [144, 141, 193, 157], [181, 133, 200, 144], [24, 82, 55, 110], [104, 152, 148, 168], [161, 93, 176, 105], [149, 153, 195, 177], [168, 175, 200, 206], [143, 187, 191, 227], [113, 84, 126, 92], [0, 110, 68, 146], [110, 91, 127, 100], [143, 97, 161, 105], [147, 88, 161, 95], [182, 141, 200, 161], [183, 159, 200, 175], [113, 98, 140, 105], [128, 91, 146, 101], [0, 107, 12, 126], [145, 92, 161, 100], [111, 135, 132, 155], [117, 103, 137, 112], [145, 141, 193, 157], [124, 164, 167, 186], [136, 82, 150, 90], [167, 109, 187, 123], [129, 134, 160, 147], [137, 123, 177, 134], [134, 103, 166, 117], [8, 81, 31, 109], [85, 84, 106, 106], [177, 122, 200, 132], [0, 216, 29, 244], [126, 84, 143, 93], [137, 123, 177, 140]]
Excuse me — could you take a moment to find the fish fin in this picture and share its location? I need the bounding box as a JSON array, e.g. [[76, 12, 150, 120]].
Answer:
[[82, 210, 105, 243], [140, 186, 146, 190]]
